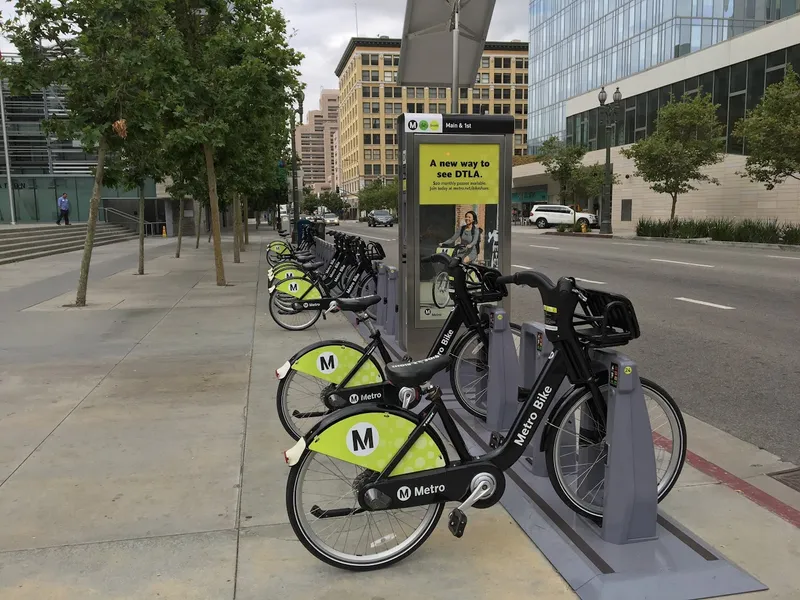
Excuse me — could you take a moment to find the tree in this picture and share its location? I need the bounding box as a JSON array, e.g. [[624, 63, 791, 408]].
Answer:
[[620, 93, 724, 221], [318, 190, 345, 215], [301, 190, 319, 215], [358, 179, 398, 214], [538, 137, 587, 204], [168, 0, 302, 284], [733, 66, 800, 190], [2, 0, 183, 305], [570, 163, 620, 207]]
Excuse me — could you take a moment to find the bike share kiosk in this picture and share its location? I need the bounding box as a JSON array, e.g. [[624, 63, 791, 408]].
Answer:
[[397, 113, 514, 359]]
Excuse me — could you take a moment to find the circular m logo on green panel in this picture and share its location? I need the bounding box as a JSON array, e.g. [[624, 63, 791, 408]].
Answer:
[[419, 120, 429, 131]]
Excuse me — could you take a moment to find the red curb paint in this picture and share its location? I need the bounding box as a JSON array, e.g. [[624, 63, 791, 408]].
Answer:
[[654, 434, 800, 529]]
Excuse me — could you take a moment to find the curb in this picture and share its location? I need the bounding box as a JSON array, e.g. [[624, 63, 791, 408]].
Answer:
[[629, 236, 800, 252], [544, 231, 614, 239]]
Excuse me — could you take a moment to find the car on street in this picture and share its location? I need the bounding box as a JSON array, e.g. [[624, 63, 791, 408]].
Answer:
[[529, 205, 598, 229], [368, 209, 394, 227], [323, 212, 339, 226]]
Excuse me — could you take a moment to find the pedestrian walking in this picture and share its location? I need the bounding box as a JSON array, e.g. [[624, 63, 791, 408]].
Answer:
[[56, 192, 70, 225]]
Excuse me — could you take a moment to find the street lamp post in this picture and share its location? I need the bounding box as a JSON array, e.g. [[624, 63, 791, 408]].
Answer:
[[291, 90, 304, 242], [598, 86, 622, 235]]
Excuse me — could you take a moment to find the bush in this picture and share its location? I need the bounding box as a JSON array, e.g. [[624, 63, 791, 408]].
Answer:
[[556, 223, 568, 232], [572, 222, 585, 233], [637, 216, 799, 245], [782, 224, 800, 245]]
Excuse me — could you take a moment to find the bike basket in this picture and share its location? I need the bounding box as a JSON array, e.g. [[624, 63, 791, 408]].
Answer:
[[366, 241, 386, 261], [573, 287, 640, 347]]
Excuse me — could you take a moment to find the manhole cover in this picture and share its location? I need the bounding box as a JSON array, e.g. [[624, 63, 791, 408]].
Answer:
[[769, 467, 800, 492]]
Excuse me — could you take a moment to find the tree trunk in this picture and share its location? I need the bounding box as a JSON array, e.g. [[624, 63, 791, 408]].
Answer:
[[195, 199, 201, 249], [255, 212, 260, 230], [233, 194, 242, 263], [243, 196, 249, 248], [175, 198, 184, 258], [75, 137, 108, 307], [137, 182, 145, 275], [203, 143, 226, 286], [670, 194, 678, 221]]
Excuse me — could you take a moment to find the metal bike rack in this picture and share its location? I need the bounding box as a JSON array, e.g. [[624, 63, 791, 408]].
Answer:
[[376, 264, 388, 328], [385, 267, 399, 337], [480, 307, 521, 434], [448, 317, 766, 600]]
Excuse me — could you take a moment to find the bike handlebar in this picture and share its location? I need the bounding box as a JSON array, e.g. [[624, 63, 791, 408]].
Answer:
[[496, 271, 557, 294]]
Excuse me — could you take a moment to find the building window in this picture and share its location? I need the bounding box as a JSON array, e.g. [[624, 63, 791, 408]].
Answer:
[[361, 54, 370, 66], [494, 88, 502, 99], [372, 118, 381, 129], [430, 88, 438, 99], [428, 104, 437, 113], [481, 89, 490, 100], [364, 149, 372, 160], [373, 164, 382, 176], [362, 70, 370, 81], [460, 88, 468, 99], [503, 104, 511, 114], [438, 103, 447, 113], [371, 70, 379, 81], [384, 71, 393, 82], [363, 118, 371, 129], [503, 73, 511, 84], [460, 103, 468, 114], [372, 87, 380, 98], [472, 88, 481, 99], [363, 87, 371, 98], [372, 102, 380, 113], [494, 57, 503, 68], [407, 88, 415, 99], [493, 104, 501, 114], [503, 57, 511, 69], [372, 134, 381, 144], [515, 58, 525, 69], [385, 118, 394, 130], [621, 199, 633, 222], [364, 134, 372, 145], [386, 164, 395, 176], [394, 87, 403, 98], [373, 149, 382, 160], [481, 57, 490, 68], [515, 134, 523, 145], [494, 73, 502, 84], [515, 89, 523, 99], [364, 164, 372, 175], [371, 54, 379, 66], [384, 54, 393, 66], [363, 102, 370, 113]]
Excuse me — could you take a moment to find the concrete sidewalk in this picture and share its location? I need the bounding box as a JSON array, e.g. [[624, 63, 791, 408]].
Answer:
[[0, 233, 572, 599], [0, 231, 798, 599]]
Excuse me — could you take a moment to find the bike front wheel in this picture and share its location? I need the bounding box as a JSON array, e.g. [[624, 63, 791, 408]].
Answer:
[[449, 323, 522, 419], [544, 378, 687, 520], [431, 271, 451, 309]]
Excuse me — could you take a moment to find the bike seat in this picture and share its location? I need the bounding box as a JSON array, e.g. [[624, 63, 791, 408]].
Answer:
[[279, 232, 290, 238], [335, 295, 381, 313], [302, 260, 325, 271], [296, 254, 316, 263], [385, 354, 451, 387]]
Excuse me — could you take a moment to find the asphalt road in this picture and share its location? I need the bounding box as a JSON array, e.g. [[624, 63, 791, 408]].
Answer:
[[334, 221, 800, 465]]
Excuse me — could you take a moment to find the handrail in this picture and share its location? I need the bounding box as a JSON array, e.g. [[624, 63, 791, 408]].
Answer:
[[99, 207, 165, 236]]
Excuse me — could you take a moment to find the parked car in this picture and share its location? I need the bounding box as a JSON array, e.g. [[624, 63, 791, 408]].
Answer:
[[368, 209, 394, 227], [323, 212, 339, 226], [529, 205, 598, 229]]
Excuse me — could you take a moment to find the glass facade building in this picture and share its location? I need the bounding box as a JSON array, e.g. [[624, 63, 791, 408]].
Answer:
[[528, 0, 798, 152], [565, 43, 800, 152], [0, 58, 156, 224]]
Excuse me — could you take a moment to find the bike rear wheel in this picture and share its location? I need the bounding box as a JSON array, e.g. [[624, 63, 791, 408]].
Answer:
[[432, 271, 451, 309], [545, 378, 686, 520], [286, 430, 445, 570], [269, 291, 322, 331]]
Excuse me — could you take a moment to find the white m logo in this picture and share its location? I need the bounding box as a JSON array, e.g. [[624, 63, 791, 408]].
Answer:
[[397, 486, 411, 501], [289, 282, 299, 293]]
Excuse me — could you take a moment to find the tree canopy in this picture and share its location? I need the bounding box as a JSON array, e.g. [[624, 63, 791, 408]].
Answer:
[[733, 65, 800, 190], [358, 179, 398, 214], [620, 93, 725, 220], [538, 137, 587, 204]]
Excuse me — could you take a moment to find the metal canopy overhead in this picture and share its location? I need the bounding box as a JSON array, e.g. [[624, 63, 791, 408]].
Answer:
[[398, 0, 496, 111]]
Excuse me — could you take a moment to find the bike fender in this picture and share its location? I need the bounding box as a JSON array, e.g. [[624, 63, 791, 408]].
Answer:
[[290, 344, 382, 386], [306, 408, 446, 475], [268, 240, 290, 251], [272, 277, 321, 299], [268, 268, 305, 283]]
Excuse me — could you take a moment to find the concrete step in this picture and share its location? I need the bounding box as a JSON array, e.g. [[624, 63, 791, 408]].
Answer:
[[0, 223, 124, 243], [0, 232, 138, 265], [0, 230, 137, 260], [0, 227, 128, 249]]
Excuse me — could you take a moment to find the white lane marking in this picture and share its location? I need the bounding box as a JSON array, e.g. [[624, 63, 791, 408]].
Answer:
[[512, 266, 606, 285], [338, 229, 395, 242], [529, 244, 560, 250], [675, 297, 735, 310], [613, 242, 651, 247], [767, 254, 800, 260], [651, 258, 714, 268]]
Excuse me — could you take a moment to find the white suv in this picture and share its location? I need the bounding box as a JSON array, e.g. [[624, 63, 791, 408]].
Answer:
[[529, 205, 598, 229]]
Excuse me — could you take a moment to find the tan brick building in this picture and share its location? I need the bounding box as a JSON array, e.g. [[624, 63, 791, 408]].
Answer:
[[335, 37, 530, 197], [295, 89, 339, 195]]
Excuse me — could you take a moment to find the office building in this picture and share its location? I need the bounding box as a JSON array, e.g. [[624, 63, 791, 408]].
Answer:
[[295, 89, 339, 195], [335, 37, 530, 196], [0, 57, 159, 224], [528, 0, 798, 151], [513, 16, 800, 231]]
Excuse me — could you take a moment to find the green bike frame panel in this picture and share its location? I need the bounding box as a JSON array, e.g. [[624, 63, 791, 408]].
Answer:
[[291, 344, 382, 387], [308, 412, 446, 475], [273, 277, 322, 300], [269, 267, 305, 282], [268, 240, 292, 256]]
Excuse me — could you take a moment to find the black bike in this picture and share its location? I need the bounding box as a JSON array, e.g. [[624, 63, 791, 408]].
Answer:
[[282, 260, 686, 570]]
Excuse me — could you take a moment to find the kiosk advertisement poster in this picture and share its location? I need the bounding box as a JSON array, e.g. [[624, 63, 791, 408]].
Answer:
[[418, 142, 500, 320]]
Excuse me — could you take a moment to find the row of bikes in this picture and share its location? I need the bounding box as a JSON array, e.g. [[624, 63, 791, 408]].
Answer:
[[265, 224, 687, 571]]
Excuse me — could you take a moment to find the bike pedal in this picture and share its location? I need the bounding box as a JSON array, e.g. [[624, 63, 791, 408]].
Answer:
[[448, 508, 468, 538]]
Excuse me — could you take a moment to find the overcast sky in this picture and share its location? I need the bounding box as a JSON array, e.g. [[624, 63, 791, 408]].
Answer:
[[272, 0, 531, 112], [1, 0, 531, 111]]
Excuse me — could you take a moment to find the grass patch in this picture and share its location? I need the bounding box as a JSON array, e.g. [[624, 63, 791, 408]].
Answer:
[[637, 217, 799, 245]]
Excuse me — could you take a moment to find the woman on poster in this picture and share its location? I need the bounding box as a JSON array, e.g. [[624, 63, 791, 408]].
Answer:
[[441, 210, 482, 264]]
